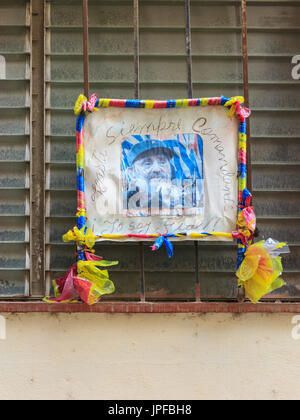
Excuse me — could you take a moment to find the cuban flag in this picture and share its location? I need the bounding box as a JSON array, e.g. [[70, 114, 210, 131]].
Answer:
[[121, 134, 204, 217]]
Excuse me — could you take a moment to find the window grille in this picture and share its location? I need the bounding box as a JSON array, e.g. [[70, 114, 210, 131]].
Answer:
[[0, 0, 299, 313]]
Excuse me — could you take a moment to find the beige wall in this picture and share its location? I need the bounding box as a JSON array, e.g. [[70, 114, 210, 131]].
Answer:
[[0, 313, 299, 400]]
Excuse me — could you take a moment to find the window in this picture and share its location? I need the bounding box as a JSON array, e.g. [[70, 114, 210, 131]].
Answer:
[[0, 0, 299, 312]]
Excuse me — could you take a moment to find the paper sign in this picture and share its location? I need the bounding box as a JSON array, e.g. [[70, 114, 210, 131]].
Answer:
[[83, 106, 238, 241]]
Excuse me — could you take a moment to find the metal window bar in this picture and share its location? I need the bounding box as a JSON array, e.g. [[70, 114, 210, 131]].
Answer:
[[239, 0, 251, 302], [82, 0, 89, 99], [185, 0, 201, 302], [30, 0, 45, 297], [241, 0, 252, 193], [133, 0, 146, 303]]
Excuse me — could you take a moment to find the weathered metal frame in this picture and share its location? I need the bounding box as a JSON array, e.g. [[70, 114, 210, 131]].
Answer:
[[82, 0, 90, 99], [30, 0, 45, 297], [133, 0, 146, 303]]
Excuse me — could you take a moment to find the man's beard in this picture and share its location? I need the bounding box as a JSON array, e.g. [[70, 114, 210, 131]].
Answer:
[[147, 171, 170, 182]]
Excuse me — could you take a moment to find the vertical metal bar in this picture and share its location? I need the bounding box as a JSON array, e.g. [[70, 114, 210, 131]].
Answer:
[[139, 242, 145, 302], [195, 242, 200, 301], [30, 0, 45, 296], [133, 0, 140, 100], [238, 0, 251, 302], [241, 0, 252, 193], [185, 0, 193, 99], [45, 1, 52, 297], [76, 0, 90, 293], [133, 0, 145, 301], [185, 0, 200, 301], [82, 0, 90, 98]]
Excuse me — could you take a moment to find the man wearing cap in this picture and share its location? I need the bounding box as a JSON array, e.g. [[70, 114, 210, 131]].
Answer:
[[124, 139, 182, 215], [127, 139, 174, 182]]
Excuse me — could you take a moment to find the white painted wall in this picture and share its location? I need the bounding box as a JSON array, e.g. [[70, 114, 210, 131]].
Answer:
[[0, 313, 299, 400]]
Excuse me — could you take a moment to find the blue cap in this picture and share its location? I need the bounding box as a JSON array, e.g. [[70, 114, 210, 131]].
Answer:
[[127, 140, 174, 167]]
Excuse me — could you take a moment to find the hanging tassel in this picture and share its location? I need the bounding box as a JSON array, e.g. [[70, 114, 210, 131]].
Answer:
[[44, 252, 118, 305], [152, 235, 174, 258], [236, 239, 290, 303]]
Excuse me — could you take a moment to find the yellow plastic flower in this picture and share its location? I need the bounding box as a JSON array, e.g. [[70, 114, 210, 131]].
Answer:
[[76, 259, 118, 304], [236, 241, 286, 303]]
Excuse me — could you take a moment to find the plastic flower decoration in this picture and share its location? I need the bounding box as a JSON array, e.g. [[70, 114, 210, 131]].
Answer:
[[44, 251, 118, 306], [44, 225, 118, 305], [236, 238, 289, 303]]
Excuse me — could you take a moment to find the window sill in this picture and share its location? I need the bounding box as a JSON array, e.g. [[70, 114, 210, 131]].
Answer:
[[0, 301, 299, 313]]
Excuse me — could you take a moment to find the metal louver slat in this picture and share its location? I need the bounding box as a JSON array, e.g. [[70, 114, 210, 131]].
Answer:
[[46, 0, 300, 302]]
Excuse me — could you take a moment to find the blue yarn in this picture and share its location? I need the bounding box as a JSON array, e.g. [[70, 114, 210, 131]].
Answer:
[[221, 96, 229, 105], [153, 235, 174, 258]]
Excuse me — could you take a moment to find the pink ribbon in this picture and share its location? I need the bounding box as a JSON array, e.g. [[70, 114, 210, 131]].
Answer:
[[235, 101, 251, 122], [82, 93, 99, 112]]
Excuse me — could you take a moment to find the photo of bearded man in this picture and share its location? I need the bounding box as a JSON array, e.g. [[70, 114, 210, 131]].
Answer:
[[122, 135, 204, 217]]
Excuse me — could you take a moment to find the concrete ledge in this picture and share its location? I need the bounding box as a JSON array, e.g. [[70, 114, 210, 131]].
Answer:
[[0, 301, 300, 313]]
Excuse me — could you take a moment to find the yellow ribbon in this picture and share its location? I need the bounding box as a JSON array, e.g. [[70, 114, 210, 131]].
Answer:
[[74, 94, 88, 115], [225, 96, 245, 119], [63, 226, 98, 249], [191, 232, 233, 239], [224, 96, 245, 107], [76, 208, 86, 218]]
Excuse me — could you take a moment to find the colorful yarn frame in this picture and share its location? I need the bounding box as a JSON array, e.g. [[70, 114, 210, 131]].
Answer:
[[74, 94, 252, 265]]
